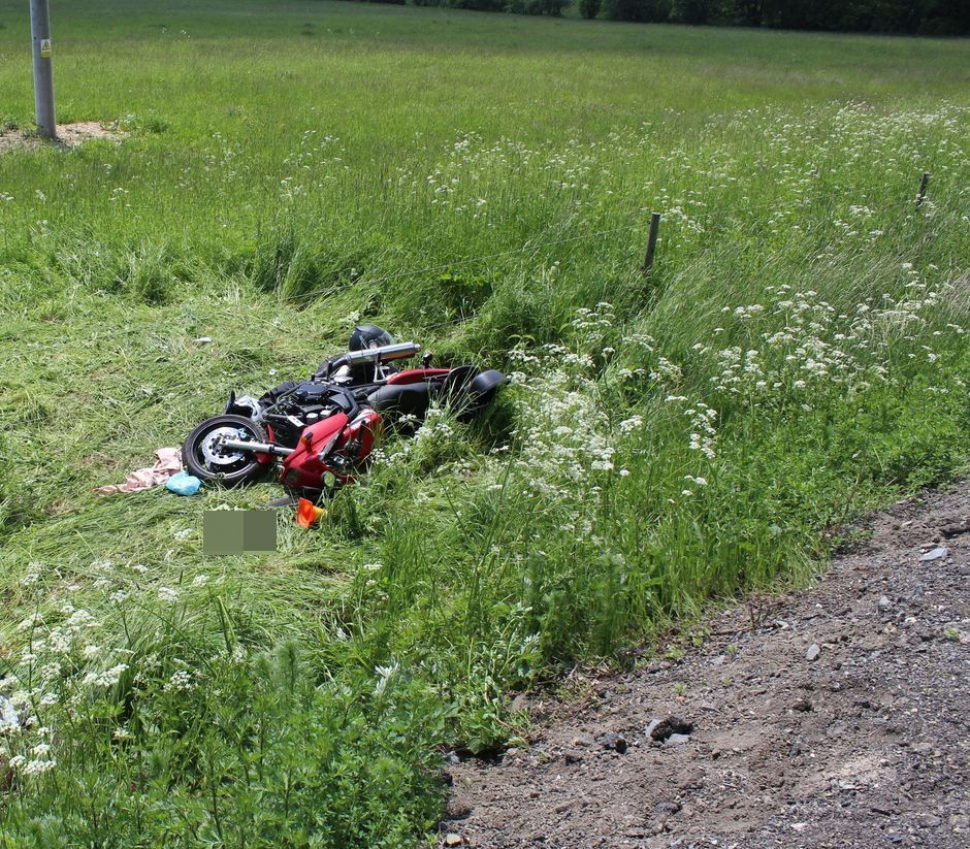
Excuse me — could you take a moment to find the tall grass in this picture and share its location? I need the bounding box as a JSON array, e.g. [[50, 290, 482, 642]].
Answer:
[[1, 1, 969, 845]]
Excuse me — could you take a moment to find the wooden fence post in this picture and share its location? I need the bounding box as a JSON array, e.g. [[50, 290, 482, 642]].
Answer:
[[917, 171, 930, 208], [642, 212, 661, 275]]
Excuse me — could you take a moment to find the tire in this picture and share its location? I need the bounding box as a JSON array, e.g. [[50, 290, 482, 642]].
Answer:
[[438, 366, 479, 416], [182, 414, 271, 487], [457, 369, 505, 421]]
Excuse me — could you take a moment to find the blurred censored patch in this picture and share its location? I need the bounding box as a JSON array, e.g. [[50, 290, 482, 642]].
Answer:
[[203, 510, 277, 554]]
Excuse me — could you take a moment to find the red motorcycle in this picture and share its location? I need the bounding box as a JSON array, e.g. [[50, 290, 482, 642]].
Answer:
[[182, 327, 504, 494]]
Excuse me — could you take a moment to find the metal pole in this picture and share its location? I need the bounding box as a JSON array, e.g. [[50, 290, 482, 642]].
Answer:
[[29, 0, 56, 140]]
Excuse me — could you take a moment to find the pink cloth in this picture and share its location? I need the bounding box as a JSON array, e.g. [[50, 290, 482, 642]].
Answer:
[[96, 448, 183, 495]]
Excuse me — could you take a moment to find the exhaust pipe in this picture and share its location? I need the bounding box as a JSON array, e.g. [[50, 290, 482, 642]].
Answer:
[[316, 341, 421, 380], [343, 341, 420, 365]]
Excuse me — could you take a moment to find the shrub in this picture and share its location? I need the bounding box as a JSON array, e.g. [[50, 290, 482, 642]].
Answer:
[[604, 0, 671, 22], [670, 0, 711, 24], [444, 0, 506, 11], [579, 0, 602, 18], [512, 0, 571, 14]]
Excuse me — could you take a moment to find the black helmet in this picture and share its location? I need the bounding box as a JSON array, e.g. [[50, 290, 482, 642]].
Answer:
[[349, 324, 394, 351]]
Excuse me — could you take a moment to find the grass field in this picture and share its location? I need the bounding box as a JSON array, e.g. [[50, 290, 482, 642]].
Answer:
[[1, 1, 969, 844]]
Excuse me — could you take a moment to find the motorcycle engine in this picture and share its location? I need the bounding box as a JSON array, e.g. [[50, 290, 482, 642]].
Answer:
[[262, 381, 357, 448]]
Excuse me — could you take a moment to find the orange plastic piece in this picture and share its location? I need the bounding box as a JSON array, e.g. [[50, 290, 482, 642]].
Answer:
[[296, 497, 327, 528]]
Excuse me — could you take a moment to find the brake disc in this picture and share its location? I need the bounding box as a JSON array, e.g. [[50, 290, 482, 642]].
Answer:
[[201, 426, 249, 468]]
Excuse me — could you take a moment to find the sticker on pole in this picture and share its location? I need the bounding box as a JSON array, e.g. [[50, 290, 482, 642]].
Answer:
[[40, 39, 52, 58]]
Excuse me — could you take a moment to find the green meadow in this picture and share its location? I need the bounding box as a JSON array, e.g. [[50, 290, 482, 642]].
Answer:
[[0, 1, 969, 844]]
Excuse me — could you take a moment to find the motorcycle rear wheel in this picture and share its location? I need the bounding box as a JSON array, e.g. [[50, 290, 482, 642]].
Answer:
[[182, 414, 271, 486]]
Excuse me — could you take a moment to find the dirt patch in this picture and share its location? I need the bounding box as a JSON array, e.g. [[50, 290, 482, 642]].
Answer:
[[0, 122, 127, 152], [442, 485, 970, 848]]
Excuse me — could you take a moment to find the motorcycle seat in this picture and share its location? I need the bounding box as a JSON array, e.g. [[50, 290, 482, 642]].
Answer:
[[366, 383, 432, 419]]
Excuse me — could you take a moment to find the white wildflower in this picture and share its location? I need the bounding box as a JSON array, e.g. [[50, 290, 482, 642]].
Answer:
[[157, 586, 179, 603], [374, 661, 400, 697]]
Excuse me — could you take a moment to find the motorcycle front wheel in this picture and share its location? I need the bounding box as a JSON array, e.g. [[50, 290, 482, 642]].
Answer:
[[182, 414, 271, 486]]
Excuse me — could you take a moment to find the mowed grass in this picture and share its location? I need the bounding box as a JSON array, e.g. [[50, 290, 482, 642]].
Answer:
[[1, 2, 970, 845]]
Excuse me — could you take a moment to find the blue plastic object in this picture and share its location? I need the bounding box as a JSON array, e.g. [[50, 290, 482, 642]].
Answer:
[[166, 471, 201, 496]]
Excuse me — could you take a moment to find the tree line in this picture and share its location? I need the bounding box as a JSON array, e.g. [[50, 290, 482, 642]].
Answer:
[[353, 0, 970, 34]]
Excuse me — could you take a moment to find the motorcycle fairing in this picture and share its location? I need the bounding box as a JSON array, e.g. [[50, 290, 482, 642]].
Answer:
[[281, 413, 350, 489], [279, 410, 382, 490]]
